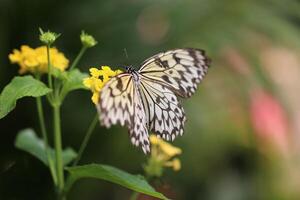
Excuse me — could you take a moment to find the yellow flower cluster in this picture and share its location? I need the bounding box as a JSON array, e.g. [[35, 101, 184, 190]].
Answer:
[[9, 45, 69, 74], [150, 135, 182, 171], [144, 135, 182, 177], [83, 66, 122, 104]]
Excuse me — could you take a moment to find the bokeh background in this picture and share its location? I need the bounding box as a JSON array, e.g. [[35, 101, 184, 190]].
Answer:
[[1, 0, 300, 199]]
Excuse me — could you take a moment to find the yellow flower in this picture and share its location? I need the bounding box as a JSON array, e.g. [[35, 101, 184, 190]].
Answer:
[[35, 46, 69, 73], [144, 135, 182, 177], [149, 135, 160, 145], [8, 45, 69, 74], [164, 158, 181, 171], [150, 135, 182, 158], [83, 66, 122, 104]]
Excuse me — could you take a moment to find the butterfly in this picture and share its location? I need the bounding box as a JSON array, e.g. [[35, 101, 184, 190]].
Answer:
[[97, 48, 210, 153]]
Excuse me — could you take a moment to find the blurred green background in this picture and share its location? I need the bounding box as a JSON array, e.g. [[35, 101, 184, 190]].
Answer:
[[1, 0, 300, 199]]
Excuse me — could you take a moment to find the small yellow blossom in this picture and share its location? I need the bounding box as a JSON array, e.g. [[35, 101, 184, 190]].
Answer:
[[144, 135, 182, 177], [149, 135, 160, 145], [150, 135, 182, 158], [9, 45, 69, 74], [164, 158, 181, 171], [83, 66, 122, 104]]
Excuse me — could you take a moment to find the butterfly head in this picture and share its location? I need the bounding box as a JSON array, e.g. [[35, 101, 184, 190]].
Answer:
[[125, 65, 136, 73]]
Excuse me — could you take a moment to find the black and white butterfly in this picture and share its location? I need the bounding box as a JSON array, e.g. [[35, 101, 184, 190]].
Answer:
[[97, 48, 210, 153]]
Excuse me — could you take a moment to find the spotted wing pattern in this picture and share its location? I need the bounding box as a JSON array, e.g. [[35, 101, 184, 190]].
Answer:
[[139, 77, 186, 141], [139, 48, 210, 97], [130, 86, 150, 153], [98, 73, 135, 128], [99, 48, 210, 154], [98, 73, 150, 153]]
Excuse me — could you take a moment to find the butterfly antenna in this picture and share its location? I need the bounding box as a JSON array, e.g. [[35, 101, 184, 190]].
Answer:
[[122, 48, 132, 70], [123, 48, 129, 60]]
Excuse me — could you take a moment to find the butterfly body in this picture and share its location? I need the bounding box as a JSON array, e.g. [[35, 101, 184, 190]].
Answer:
[[98, 48, 210, 153]]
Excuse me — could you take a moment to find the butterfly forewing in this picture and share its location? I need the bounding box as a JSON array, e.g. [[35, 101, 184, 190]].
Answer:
[[139, 48, 210, 97], [98, 73, 150, 153], [98, 73, 134, 128]]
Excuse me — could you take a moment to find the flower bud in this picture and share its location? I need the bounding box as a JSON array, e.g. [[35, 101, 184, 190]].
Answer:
[[39, 28, 60, 45], [80, 31, 97, 48]]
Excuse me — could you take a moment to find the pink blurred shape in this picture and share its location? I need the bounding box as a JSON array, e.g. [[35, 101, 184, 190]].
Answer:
[[250, 89, 291, 156]]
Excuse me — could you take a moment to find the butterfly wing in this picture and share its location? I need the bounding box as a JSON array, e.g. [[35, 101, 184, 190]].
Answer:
[[98, 73, 134, 128], [139, 48, 210, 97], [139, 76, 186, 141], [131, 85, 150, 153], [98, 73, 150, 153]]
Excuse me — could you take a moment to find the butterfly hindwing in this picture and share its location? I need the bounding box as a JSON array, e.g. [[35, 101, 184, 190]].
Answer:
[[139, 48, 210, 97], [139, 77, 186, 141], [130, 86, 150, 153]]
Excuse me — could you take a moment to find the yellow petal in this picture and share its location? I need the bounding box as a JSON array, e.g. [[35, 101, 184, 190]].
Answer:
[[91, 93, 99, 104], [83, 77, 93, 88], [150, 135, 160, 145], [33, 46, 69, 73], [21, 45, 36, 59], [93, 78, 104, 91], [52, 53, 69, 71], [115, 69, 123, 75], [24, 57, 39, 67], [150, 134, 182, 156], [164, 158, 181, 171], [9, 45, 69, 75], [21, 45, 35, 54], [100, 66, 116, 77], [172, 158, 181, 171], [35, 46, 47, 54], [90, 68, 101, 77], [9, 50, 22, 63], [159, 140, 182, 157], [85, 66, 123, 104]]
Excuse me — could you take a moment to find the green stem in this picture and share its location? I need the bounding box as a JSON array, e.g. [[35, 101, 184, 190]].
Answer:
[[53, 105, 64, 193], [129, 191, 139, 200], [47, 44, 53, 90], [69, 46, 87, 70], [72, 114, 98, 166], [36, 96, 57, 185]]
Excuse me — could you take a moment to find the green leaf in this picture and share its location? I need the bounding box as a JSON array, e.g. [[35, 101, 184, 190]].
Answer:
[[15, 128, 77, 166], [0, 75, 51, 119], [65, 164, 168, 200], [51, 67, 68, 80], [60, 69, 88, 99]]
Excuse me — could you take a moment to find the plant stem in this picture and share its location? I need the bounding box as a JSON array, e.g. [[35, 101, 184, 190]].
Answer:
[[36, 96, 57, 185], [129, 191, 139, 200], [69, 46, 87, 70], [47, 44, 53, 90], [53, 105, 64, 193], [72, 114, 98, 166], [59, 45, 88, 101]]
